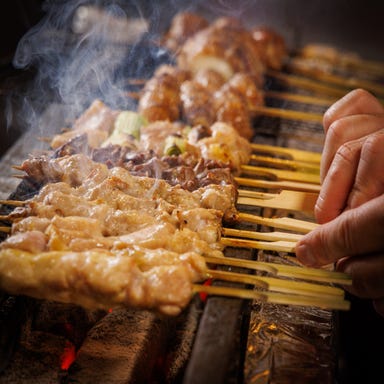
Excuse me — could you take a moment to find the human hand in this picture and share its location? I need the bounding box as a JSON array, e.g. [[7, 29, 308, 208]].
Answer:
[[295, 89, 384, 316], [316, 88, 384, 223]]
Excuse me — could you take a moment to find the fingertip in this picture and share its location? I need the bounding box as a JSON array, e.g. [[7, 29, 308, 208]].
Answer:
[[314, 194, 338, 224]]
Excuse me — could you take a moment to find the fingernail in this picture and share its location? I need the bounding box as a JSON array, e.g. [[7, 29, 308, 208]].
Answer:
[[296, 243, 316, 266]]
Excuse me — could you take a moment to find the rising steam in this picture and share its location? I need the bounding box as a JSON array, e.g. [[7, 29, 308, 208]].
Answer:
[[10, 0, 267, 138], [11, 0, 160, 137]]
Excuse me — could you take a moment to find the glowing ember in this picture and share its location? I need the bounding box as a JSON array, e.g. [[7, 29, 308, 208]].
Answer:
[[60, 340, 76, 371], [199, 278, 213, 302]]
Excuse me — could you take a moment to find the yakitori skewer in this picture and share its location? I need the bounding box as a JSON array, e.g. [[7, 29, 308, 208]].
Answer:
[[192, 284, 350, 311], [0, 199, 26, 207], [238, 212, 318, 233], [127, 87, 325, 124], [235, 177, 321, 193], [250, 154, 320, 173], [251, 105, 323, 123], [267, 70, 350, 98], [221, 236, 296, 253], [206, 269, 345, 298], [204, 255, 351, 285], [236, 189, 317, 215], [222, 227, 303, 242], [297, 43, 384, 78], [287, 58, 384, 98], [240, 164, 321, 184], [129, 85, 334, 107], [264, 90, 335, 106], [251, 143, 322, 164]]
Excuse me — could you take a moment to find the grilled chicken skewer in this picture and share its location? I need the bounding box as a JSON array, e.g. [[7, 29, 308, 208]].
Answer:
[[2, 12, 356, 315], [0, 153, 348, 313]]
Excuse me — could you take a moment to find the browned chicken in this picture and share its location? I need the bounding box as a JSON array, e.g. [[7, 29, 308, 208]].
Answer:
[[137, 65, 190, 122], [177, 17, 265, 83], [50, 99, 119, 149], [162, 11, 209, 53], [251, 26, 287, 70]]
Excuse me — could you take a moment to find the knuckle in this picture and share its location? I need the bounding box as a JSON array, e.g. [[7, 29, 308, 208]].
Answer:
[[333, 141, 358, 167], [323, 108, 340, 133], [362, 131, 384, 157], [326, 119, 347, 144], [352, 88, 384, 113], [350, 88, 371, 102]]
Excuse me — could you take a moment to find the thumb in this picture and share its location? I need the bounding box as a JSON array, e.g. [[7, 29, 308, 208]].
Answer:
[[296, 194, 384, 267]]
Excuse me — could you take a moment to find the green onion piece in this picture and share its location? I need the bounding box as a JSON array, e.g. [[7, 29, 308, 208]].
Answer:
[[164, 136, 187, 156], [113, 111, 146, 140]]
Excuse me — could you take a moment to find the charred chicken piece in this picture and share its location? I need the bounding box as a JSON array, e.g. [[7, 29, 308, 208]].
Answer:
[[251, 26, 287, 70], [180, 80, 216, 128], [138, 64, 190, 122], [177, 17, 265, 83], [162, 11, 209, 53]]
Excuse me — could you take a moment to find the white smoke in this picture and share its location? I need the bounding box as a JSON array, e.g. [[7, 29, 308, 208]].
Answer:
[[11, 0, 154, 137]]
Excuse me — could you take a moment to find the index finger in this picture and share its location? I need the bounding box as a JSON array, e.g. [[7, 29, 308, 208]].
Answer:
[[323, 88, 384, 134]]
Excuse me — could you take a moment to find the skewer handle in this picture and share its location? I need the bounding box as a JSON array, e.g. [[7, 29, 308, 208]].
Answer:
[[237, 212, 318, 233], [237, 189, 318, 214], [241, 164, 321, 184], [250, 143, 322, 164], [235, 177, 321, 193], [251, 105, 323, 123]]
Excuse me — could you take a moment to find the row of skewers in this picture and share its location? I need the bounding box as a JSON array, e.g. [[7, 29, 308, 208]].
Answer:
[[1, 11, 384, 315]]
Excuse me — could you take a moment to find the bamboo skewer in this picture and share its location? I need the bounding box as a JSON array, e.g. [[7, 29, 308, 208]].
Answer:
[[265, 90, 335, 106], [207, 269, 345, 298], [267, 69, 350, 98], [287, 61, 384, 99], [236, 189, 317, 214], [237, 212, 318, 233], [0, 227, 11, 233], [11, 165, 24, 171], [250, 154, 320, 173], [193, 284, 350, 311], [251, 105, 323, 123], [221, 237, 296, 253], [342, 57, 384, 76], [294, 49, 384, 77], [222, 227, 303, 242], [0, 199, 26, 207], [241, 164, 321, 184], [235, 177, 321, 193], [204, 255, 352, 285], [251, 143, 322, 164]]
